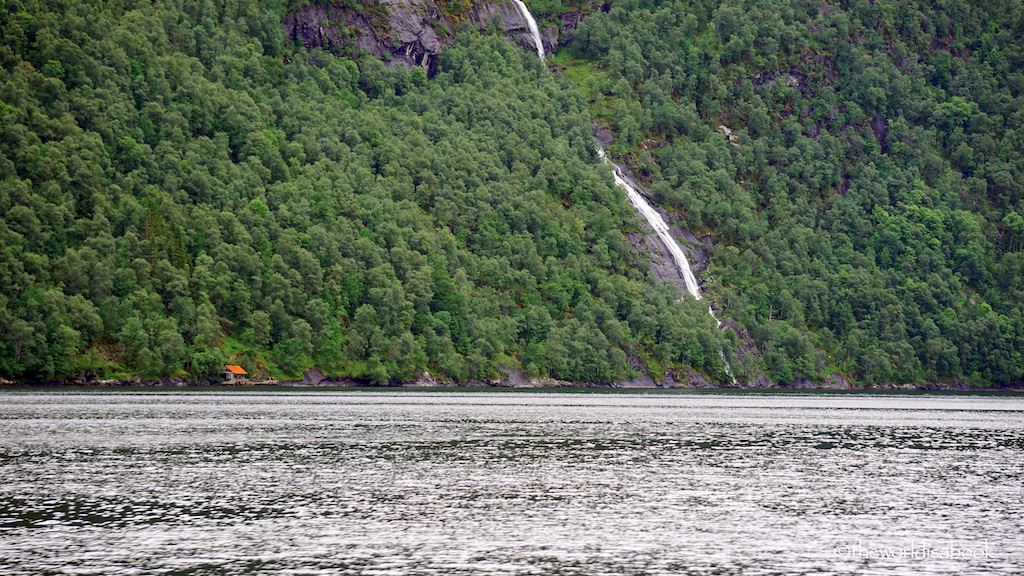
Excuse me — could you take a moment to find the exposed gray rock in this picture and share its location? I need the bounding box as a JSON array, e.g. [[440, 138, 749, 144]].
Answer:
[[823, 373, 852, 390], [540, 26, 558, 52], [600, 121, 773, 390], [284, 0, 564, 75], [664, 368, 719, 388], [285, 0, 446, 73], [713, 318, 768, 388], [627, 231, 693, 295], [558, 10, 587, 44], [871, 112, 889, 151], [593, 122, 615, 149], [597, 123, 710, 299], [498, 367, 532, 387], [528, 376, 577, 387], [787, 378, 817, 389], [405, 371, 446, 387], [465, 1, 545, 55], [626, 354, 647, 373], [302, 368, 328, 386]]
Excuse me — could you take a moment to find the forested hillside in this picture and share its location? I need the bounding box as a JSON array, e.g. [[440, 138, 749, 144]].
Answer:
[[0, 0, 731, 383], [564, 0, 1024, 386], [2, 0, 1023, 388]]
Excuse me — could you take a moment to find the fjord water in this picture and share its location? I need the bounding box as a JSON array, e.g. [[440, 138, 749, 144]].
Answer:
[[1, 391, 1022, 575]]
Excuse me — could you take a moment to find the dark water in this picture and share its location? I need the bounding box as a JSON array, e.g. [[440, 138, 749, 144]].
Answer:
[[1, 391, 1022, 575]]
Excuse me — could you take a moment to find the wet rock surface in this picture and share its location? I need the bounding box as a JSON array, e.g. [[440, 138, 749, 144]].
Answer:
[[284, 0, 567, 74]]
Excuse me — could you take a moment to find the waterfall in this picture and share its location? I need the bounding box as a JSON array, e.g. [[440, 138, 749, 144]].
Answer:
[[597, 147, 702, 299], [511, 0, 545, 61], [505, 1, 732, 382], [598, 145, 737, 383]]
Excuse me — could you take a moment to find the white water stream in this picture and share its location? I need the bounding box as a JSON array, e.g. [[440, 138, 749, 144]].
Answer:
[[511, 0, 545, 61], [511, 2, 734, 381], [599, 147, 737, 382], [599, 149, 703, 300]]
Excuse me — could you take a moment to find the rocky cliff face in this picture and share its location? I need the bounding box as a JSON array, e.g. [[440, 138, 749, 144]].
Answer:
[[284, 0, 573, 75]]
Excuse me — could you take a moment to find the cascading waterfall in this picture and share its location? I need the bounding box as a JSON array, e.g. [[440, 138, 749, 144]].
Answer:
[[598, 146, 736, 383], [598, 148, 702, 300], [509, 1, 733, 382], [511, 0, 545, 61]]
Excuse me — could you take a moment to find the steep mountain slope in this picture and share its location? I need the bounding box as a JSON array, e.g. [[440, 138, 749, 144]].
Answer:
[[3, 0, 1022, 388], [563, 0, 1024, 387], [0, 0, 731, 384]]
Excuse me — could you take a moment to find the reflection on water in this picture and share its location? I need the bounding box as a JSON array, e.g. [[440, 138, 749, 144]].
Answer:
[[1, 391, 1022, 575]]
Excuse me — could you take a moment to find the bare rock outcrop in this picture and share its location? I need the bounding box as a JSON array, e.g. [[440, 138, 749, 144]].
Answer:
[[284, 0, 567, 75]]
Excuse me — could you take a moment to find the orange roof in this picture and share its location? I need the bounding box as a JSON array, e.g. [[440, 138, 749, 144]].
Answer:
[[225, 364, 247, 375]]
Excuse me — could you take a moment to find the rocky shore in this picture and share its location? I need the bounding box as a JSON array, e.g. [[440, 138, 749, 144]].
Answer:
[[5, 371, 1021, 392]]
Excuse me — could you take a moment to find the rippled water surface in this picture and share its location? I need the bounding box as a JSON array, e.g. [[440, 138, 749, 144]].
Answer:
[[1, 390, 1023, 575]]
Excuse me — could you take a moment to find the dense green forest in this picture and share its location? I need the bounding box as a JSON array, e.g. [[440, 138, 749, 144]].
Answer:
[[1, 0, 1022, 387], [0, 0, 732, 383], [562, 0, 1024, 386]]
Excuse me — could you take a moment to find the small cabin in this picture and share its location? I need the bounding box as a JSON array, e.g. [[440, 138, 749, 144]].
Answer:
[[224, 364, 248, 383]]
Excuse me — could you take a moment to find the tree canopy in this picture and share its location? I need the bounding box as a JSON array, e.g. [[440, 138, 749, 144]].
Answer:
[[0, 0, 732, 384], [563, 0, 1024, 386]]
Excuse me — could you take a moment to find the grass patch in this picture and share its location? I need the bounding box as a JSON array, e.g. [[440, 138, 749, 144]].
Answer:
[[550, 49, 619, 122]]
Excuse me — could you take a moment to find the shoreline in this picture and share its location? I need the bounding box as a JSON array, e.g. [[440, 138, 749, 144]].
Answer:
[[3, 379, 1022, 394]]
